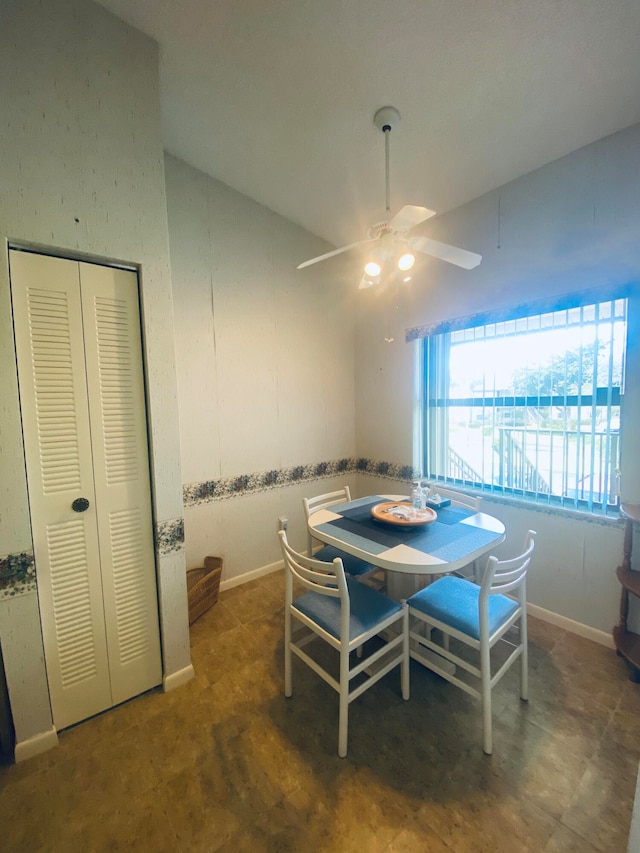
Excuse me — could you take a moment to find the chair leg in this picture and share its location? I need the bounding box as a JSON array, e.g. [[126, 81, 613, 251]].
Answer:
[[401, 605, 410, 701], [307, 532, 315, 559], [520, 612, 529, 701], [480, 640, 492, 755], [284, 609, 292, 698], [338, 645, 350, 758]]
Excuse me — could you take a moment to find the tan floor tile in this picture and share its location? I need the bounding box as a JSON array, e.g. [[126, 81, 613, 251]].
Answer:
[[544, 823, 601, 852], [546, 637, 628, 709], [219, 577, 265, 602], [53, 790, 180, 852], [605, 701, 640, 755], [255, 568, 285, 596], [428, 790, 558, 853], [620, 679, 640, 712], [593, 732, 640, 788], [46, 731, 160, 823], [316, 770, 407, 852], [527, 615, 567, 652], [0, 747, 54, 791], [222, 583, 283, 624], [189, 600, 241, 646], [560, 768, 633, 852], [495, 686, 612, 761], [158, 763, 244, 852], [385, 824, 454, 852], [489, 720, 590, 819], [0, 770, 56, 852]]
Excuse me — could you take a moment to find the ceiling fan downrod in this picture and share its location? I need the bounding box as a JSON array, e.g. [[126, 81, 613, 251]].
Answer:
[[374, 106, 401, 215]]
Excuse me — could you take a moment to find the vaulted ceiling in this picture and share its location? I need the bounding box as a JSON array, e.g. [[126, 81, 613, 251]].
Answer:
[[98, 0, 640, 250]]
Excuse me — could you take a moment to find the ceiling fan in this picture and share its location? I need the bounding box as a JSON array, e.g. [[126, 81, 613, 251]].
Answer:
[[297, 107, 482, 288]]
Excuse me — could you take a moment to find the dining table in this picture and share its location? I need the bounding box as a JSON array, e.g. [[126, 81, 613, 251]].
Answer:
[[306, 493, 506, 601]]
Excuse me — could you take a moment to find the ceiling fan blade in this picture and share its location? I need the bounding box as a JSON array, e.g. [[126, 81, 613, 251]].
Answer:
[[296, 239, 371, 270], [409, 235, 482, 270], [389, 205, 437, 233]]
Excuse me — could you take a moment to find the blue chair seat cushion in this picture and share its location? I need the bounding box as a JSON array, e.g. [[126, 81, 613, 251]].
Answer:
[[408, 575, 518, 640], [293, 578, 402, 641], [314, 545, 376, 578]]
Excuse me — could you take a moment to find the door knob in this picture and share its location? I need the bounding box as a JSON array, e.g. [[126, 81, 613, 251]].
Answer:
[[71, 497, 90, 513]]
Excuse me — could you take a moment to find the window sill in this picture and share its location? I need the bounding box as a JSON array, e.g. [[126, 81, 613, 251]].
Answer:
[[475, 491, 623, 527]]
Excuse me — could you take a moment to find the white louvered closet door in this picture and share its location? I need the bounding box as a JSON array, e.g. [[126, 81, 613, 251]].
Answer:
[[10, 250, 161, 730], [79, 262, 161, 706]]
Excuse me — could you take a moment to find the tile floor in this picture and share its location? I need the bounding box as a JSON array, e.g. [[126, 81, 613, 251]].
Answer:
[[1, 569, 638, 852]]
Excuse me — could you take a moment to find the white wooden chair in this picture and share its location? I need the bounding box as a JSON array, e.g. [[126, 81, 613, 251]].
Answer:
[[425, 485, 482, 582], [302, 487, 381, 584], [407, 530, 536, 754], [278, 527, 409, 758], [425, 484, 482, 513]]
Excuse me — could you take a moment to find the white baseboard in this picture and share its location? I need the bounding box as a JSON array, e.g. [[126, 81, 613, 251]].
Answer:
[[14, 726, 58, 763], [219, 558, 284, 592], [527, 602, 614, 648], [163, 663, 195, 692]]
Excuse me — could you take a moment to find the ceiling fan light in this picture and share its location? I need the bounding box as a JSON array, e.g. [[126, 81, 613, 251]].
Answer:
[[403, 275, 412, 283], [364, 260, 382, 277], [398, 252, 415, 271]]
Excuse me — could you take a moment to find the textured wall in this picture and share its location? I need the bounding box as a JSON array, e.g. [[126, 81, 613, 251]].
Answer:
[[0, 0, 188, 747], [165, 154, 359, 578], [355, 122, 640, 635]]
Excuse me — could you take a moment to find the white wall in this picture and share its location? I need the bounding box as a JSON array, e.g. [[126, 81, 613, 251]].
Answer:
[[356, 122, 640, 636], [0, 0, 188, 750], [165, 155, 359, 580]]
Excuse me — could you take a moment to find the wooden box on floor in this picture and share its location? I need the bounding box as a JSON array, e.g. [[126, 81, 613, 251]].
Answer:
[[187, 556, 223, 624]]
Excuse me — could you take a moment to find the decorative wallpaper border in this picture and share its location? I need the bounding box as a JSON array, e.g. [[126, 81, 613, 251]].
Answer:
[[156, 518, 185, 555], [0, 459, 619, 599], [182, 458, 416, 507], [0, 551, 36, 600], [0, 520, 188, 599], [181, 459, 623, 528]]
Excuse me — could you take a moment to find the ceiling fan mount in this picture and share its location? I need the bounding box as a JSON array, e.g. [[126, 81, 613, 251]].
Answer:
[[296, 106, 482, 285], [367, 218, 394, 239], [373, 105, 401, 134]]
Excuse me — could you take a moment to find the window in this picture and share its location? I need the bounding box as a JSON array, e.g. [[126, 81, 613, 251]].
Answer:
[[422, 296, 627, 514]]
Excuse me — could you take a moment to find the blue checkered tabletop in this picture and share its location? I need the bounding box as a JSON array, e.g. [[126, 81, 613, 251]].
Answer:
[[307, 494, 505, 599]]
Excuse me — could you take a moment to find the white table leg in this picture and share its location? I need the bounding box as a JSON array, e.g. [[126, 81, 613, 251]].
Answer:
[[386, 571, 423, 601]]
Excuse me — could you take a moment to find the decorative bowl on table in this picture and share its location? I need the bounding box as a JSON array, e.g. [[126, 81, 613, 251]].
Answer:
[[370, 501, 437, 526]]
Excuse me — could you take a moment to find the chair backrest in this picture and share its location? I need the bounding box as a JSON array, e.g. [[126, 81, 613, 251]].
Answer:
[[426, 484, 481, 512], [481, 530, 536, 600], [303, 487, 352, 556], [302, 486, 352, 520], [278, 529, 348, 603]]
